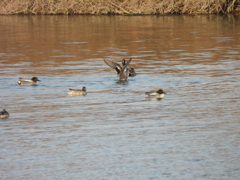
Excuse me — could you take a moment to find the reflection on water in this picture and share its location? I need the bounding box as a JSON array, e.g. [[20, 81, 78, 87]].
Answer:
[[0, 15, 240, 179]]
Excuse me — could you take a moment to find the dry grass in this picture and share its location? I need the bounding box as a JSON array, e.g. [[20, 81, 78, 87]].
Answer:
[[0, 0, 239, 15]]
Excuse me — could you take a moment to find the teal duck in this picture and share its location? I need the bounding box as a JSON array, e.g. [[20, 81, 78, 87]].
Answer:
[[104, 58, 132, 81], [18, 76, 40, 86], [68, 86, 87, 96], [0, 109, 9, 119], [145, 88, 166, 98]]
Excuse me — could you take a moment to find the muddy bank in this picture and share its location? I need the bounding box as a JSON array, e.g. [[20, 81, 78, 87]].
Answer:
[[0, 0, 239, 15]]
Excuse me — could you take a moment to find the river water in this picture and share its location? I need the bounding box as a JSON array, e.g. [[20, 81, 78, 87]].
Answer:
[[0, 15, 240, 179]]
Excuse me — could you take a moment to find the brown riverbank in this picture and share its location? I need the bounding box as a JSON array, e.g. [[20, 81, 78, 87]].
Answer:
[[0, 0, 239, 15]]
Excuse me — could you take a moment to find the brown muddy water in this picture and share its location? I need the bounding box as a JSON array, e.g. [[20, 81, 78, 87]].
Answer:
[[0, 15, 240, 179]]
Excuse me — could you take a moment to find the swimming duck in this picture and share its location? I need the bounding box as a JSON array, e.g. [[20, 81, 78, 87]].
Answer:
[[0, 109, 9, 119], [68, 86, 87, 96], [17, 76, 40, 86], [104, 58, 132, 81], [145, 88, 166, 98]]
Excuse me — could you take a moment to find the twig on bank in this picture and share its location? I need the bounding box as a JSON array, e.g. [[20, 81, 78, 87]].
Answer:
[[226, 0, 237, 13], [107, 1, 130, 14]]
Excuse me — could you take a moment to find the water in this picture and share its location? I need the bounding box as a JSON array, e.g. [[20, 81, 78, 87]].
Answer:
[[0, 15, 240, 179]]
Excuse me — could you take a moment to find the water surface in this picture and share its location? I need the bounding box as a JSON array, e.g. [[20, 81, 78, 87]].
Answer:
[[0, 15, 240, 179]]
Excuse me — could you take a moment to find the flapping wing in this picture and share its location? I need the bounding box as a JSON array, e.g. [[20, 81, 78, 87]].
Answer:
[[104, 59, 118, 69], [124, 58, 132, 67], [121, 58, 132, 72], [104, 59, 122, 74]]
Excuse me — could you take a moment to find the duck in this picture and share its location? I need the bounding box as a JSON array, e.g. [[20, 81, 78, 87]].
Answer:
[[0, 109, 10, 119], [145, 88, 166, 98], [68, 86, 87, 96], [104, 58, 132, 81], [17, 76, 40, 86]]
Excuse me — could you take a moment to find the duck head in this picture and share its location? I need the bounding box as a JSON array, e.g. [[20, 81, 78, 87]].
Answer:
[[82, 86, 87, 92], [32, 76, 40, 82], [129, 67, 136, 77], [156, 88, 166, 94]]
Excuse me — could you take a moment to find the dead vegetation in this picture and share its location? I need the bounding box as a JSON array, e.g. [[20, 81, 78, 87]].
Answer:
[[0, 0, 239, 15]]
